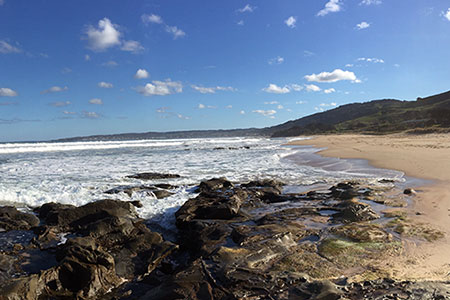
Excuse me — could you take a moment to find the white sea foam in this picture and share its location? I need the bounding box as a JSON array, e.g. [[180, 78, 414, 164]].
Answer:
[[0, 137, 404, 229]]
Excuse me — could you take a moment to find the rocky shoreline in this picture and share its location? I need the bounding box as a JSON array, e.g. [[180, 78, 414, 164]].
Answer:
[[0, 174, 449, 299]]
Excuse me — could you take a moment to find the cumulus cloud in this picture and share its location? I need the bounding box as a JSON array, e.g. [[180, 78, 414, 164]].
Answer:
[[98, 82, 113, 88], [50, 101, 71, 107], [198, 103, 216, 109], [285, 16, 296, 28], [360, 0, 381, 5], [268, 56, 284, 65], [165, 26, 186, 39], [121, 40, 144, 53], [324, 88, 336, 94], [290, 84, 304, 91], [89, 98, 103, 105], [357, 57, 384, 63], [264, 101, 279, 105], [317, 0, 341, 17], [0, 87, 18, 97], [84, 18, 121, 51], [191, 85, 236, 94], [82, 111, 101, 119], [443, 8, 450, 21], [134, 69, 149, 79], [305, 84, 321, 92], [240, 110, 245, 115], [305, 69, 358, 83], [238, 4, 255, 13], [262, 84, 290, 94], [320, 102, 337, 107], [277, 104, 284, 109], [356, 21, 370, 30], [137, 79, 183, 96], [142, 14, 163, 24], [41, 86, 68, 95], [63, 111, 77, 115], [0, 40, 21, 54], [142, 14, 186, 39], [253, 109, 277, 118]]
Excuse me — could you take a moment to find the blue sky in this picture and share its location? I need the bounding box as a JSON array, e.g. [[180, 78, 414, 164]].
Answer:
[[1, 0, 450, 142]]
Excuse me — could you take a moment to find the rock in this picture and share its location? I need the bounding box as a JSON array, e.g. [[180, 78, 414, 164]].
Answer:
[[403, 188, 415, 195], [126, 172, 180, 180], [152, 189, 174, 199], [197, 177, 233, 193], [36, 199, 138, 230], [330, 182, 359, 200], [242, 178, 285, 193], [105, 185, 174, 198], [333, 201, 379, 223], [0, 207, 40, 231]]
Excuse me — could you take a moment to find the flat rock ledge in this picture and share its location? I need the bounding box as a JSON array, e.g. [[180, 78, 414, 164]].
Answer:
[[0, 178, 448, 299]]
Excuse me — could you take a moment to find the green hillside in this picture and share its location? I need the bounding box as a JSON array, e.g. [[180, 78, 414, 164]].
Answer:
[[269, 90, 450, 137]]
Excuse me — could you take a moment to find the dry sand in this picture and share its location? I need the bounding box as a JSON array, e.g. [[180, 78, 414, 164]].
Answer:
[[289, 133, 450, 280]]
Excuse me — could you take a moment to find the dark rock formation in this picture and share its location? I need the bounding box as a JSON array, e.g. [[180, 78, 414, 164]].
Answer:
[[0, 206, 40, 231], [126, 172, 180, 180]]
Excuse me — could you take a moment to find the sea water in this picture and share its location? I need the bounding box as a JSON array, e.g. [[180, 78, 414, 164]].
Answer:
[[0, 137, 404, 228]]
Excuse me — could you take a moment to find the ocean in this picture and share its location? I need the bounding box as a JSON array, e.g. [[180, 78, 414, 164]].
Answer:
[[0, 137, 404, 229]]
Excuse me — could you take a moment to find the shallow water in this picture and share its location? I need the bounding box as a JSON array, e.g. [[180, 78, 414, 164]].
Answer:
[[0, 137, 406, 229]]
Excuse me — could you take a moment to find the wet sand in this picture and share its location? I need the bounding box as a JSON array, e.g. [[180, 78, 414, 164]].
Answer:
[[289, 133, 450, 280]]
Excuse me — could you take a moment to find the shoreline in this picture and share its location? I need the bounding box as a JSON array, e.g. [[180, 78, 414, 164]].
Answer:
[[288, 133, 450, 281]]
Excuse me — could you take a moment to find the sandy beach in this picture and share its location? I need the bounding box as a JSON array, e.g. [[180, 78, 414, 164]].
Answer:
[[289, 133, 450, 280]]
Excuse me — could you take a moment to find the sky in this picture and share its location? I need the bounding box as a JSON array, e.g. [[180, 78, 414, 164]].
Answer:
[[1, 0, 450, 142]]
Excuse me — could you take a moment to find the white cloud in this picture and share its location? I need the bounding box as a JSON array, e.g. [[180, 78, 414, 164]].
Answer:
[[63, 110, 76, 115], [121, 40, 144, 53], [84, 18, 121, 52], [98, 82, 113, 88], [198, 103, 216, 109], [296, 101, 307, 104], [444, 8, 450, 21], [317, 0, 341, 17], [165, 25, 186, 39], [285, 16, 297, 28], [345, 64, 354, 67], [317, 102, 338, 111], [226, 105, 233, 109], [240, 110, 245, 115], [253, 109, 277, 118], [137, 79, 183, 96], [290, 84, 304, 91], [238, 4, 255, 13], [192, 85, 235, 94], [305, 69, 358, 83], [135, 69, 149, 79], [237, 20, 244, 26], [360, 0, 381, 5], [41, 86, 68, 94], [268, 56, 284, 65], [0, 88, 18, 97], [0, 40, 21, 54], [264, 101, 278, 105], [304, 50, 315, 57], [305, 84, 321, 92], [262, 84, 290, 94], [324, 88, 336, 94], [357, 57, 384, 63], [142, 14, 186, 39], [85, 54, 91, 61], [102, 60, 118, 67], [89, 98, 103, 105], [356, 21, 370, 30], [50, 101, 71, 107], [82, 111, 101, 119], [142, 14, 163, 24], [277, 104, 284, 109]]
